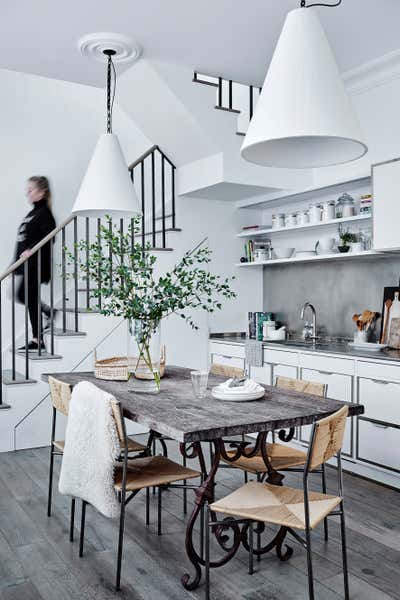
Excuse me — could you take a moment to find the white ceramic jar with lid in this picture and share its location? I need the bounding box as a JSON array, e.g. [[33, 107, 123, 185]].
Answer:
[[321, 201, 335, 221], [309, 203, 322, 224]]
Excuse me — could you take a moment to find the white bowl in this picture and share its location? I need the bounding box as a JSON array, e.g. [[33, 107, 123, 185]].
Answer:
[[274, 248, 295, 259]]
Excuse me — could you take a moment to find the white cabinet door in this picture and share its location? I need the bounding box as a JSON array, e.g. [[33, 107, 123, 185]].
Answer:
[[358, 377, 400, 426], [273, 364, 298, 382], [357, 419, 400, 472], [301, 368, 353, 457], [372, 157, 400, 251], [250, 364, 272, 385]]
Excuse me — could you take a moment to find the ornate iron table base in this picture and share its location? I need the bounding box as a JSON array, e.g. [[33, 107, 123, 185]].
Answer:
[[180, 433, 293, 591]]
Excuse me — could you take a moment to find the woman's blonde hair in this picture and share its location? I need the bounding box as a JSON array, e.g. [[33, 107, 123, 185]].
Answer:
[[28, 176, 52, 209]]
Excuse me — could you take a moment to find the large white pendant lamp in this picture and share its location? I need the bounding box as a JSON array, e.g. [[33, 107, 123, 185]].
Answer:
[[241, 1, 367, 169], [72, 49, 141, 217]]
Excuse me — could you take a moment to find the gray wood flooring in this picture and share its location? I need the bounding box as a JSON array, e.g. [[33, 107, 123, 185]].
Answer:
[[0, 438, 399, 599]]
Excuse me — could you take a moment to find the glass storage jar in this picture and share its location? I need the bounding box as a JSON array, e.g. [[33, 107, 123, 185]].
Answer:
[[336, 193, 355, 218]]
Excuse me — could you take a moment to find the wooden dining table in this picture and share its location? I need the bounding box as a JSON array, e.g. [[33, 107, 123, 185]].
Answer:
[[42, 366, 364, 591]]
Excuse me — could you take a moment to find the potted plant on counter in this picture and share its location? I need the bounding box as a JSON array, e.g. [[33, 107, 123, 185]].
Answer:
[[66, 218, 236, 392]]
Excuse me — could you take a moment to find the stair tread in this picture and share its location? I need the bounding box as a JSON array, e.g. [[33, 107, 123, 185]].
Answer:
[[15, 350, 62, 361], [215, 105, 241, 115], [45, 328, 86, 337], [2, 370, 37, 385]]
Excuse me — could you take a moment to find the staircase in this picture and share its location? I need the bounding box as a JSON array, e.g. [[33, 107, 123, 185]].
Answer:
[[0, 146, 179, 452], [193, 71, 262, 138]]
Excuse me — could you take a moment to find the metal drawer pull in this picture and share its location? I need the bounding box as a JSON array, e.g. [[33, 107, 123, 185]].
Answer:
[[317, 370, 333, 376], [371, 379, 390, 385], [371, 423, 390, 429], [221, 355, 234, 360]]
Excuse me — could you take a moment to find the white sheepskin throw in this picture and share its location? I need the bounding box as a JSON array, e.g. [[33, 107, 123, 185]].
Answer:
[[59, 381, 121, 518]]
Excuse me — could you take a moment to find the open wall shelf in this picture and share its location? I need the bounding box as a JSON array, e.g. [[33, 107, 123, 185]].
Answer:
[[235, 250, 395, 267], [238, 213, 371, 238]]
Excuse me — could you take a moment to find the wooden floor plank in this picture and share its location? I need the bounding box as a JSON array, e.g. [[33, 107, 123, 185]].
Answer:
[[0, 442, 398, 599]]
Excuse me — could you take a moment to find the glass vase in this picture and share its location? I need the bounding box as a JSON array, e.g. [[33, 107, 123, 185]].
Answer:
[[127, 319, 161, 393]]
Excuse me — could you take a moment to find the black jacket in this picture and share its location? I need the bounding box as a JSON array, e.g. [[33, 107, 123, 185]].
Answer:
[[15, 199, 56, 283]]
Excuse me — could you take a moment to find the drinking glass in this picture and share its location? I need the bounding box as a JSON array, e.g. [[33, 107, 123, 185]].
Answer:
[[191, 370, 209, 398]]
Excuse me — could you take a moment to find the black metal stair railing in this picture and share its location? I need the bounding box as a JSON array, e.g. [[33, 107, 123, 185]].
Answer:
[[0, 145, 180, 408], [128, 145, 179, 250], [193, 71, 262, 136]]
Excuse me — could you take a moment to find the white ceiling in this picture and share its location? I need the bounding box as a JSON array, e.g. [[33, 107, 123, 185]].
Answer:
[[2, 0, 400, 87]]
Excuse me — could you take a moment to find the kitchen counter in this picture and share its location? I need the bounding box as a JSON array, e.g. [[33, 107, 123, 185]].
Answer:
[[210, 332, 400, 363]]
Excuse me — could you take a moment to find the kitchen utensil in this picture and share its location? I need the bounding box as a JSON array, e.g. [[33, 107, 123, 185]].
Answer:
[[348, 341, 387, 352], [274, 248, 295, 259], [381, 298, 392, 344], [191, 370, 209, 398]]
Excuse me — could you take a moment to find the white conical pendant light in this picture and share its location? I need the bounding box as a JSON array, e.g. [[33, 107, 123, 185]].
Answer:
[[241, 3, 367, 169], [72, 49, 141, 217]]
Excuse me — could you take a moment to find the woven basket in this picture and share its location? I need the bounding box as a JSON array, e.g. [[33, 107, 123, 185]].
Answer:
[[94, 346, 166, 381]]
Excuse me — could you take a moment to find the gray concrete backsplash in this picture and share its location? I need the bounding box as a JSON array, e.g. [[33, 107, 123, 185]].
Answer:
[[263, 255, 400, 340]]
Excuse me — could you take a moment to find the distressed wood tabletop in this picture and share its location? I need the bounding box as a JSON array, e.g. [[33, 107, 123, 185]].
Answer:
[[42, 366, 363, 443]]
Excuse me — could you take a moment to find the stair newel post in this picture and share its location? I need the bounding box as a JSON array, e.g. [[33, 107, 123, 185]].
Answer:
[[151, 150, 156, 248], [61, 227, 67, 333], [108, 219, 113, 287], [130, 167, 135, 253], [11, 271, 16, 381], [85, 217, 90, 310], [141, 160, 145, 250], [97, 218, 102, 311], [0, 282, 9, 409], [217, 77, 223, 108], [73, 217, 78, 333], [24, 261, 29, 379], [119, 219, 124, 289], [249, 85, 254, 120], [49, 237, 55, 356], [228, 79, 233, 110], [171, 165, 176, 230], [161, 155, 166, 249], [37, 249, 42, 357]]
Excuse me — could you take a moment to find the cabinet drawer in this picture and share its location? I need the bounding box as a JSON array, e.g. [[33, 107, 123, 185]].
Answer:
[[300, 353, 354, 376], [211, 353, 244, 369], [209, 342, 245, 359], [357, 419, 400, 472], [250, 364, 272, 385], [273, 364, 298, 381], [358, 377, 400, 426], [300, 368, 353, 456], [264, 348, 298, 367], [357, 360, 400, 383]]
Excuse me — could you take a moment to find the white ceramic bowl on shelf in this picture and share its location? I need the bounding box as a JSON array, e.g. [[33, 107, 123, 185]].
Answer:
[[274, 248, 295, 259]]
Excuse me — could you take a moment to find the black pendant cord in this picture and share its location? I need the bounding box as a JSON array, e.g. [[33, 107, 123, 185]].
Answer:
[[104, 49, 117, 134], [301, 0, 342, 7]]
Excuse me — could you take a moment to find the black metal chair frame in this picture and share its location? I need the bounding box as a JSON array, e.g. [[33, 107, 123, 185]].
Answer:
[[77, 403, 202, 591], [205, 422, 350, 600]]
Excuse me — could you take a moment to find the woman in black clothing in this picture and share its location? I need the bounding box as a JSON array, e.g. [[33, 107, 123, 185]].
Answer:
[[15, 176, 56, 352]]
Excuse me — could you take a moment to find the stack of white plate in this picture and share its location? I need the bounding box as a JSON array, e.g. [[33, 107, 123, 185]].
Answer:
[[211, 378, 265, 402]]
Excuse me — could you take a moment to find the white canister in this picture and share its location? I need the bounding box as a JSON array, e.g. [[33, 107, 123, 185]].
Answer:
[[321, 201, 335, 221], [309, 204, 322, 224], [286, 212, 298, 227], [297, 210, 310, 226], [354, 330, 368, 344]]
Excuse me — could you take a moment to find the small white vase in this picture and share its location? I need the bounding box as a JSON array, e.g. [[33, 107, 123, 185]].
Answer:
[[354, 330, 368, 344]]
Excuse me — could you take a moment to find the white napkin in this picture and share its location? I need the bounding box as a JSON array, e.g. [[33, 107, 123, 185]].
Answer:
[[215, 378, 264, 395]]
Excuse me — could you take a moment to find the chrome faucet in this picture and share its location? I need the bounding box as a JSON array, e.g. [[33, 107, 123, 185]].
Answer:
[[300, 302, 317, 342]]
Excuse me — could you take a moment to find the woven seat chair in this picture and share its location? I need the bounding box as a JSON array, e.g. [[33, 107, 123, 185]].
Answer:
[[47, 376, 148, 539], [221, 375, 330, 540], [74, 388, 201, 591], [206, 406, 350, 600]]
